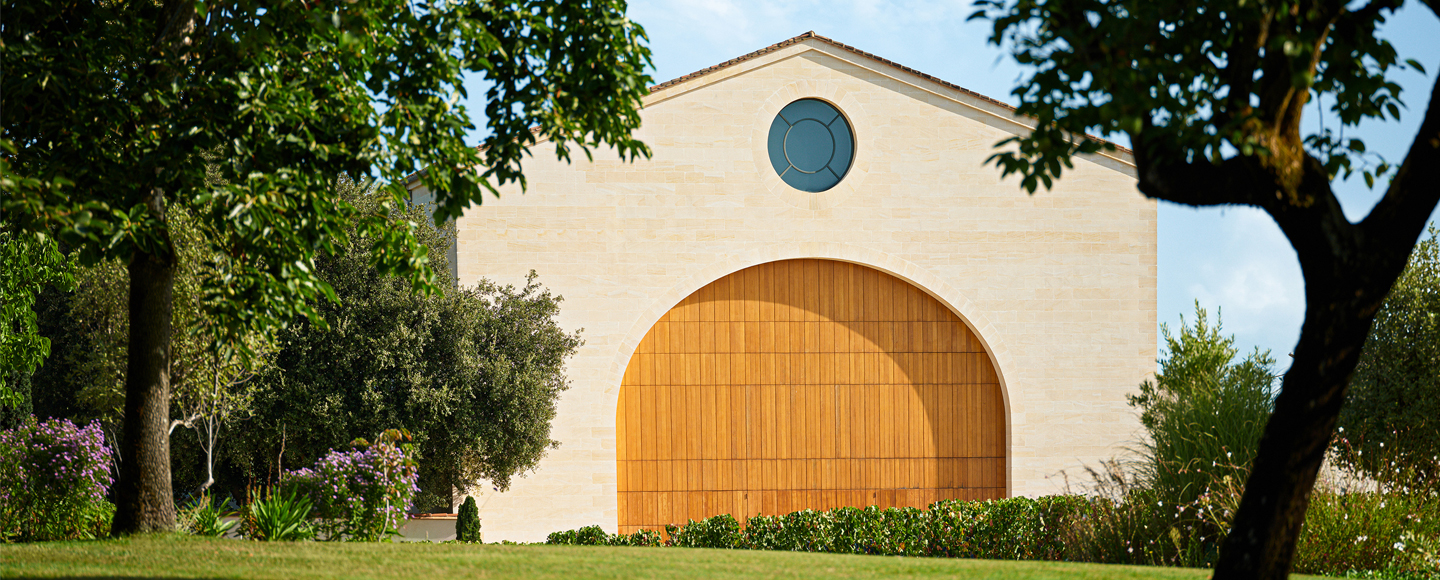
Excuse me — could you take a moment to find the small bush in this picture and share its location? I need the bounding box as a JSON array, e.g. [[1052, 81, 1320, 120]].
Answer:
[[245, 488, 314, 542], [286, 429, 419, 542], [542, 489, 1430, 577], [456, 496, 481, 542], [0, 417, 114, 541], [1295, 490, 1440, 577], [546, 524, 609, 545], [667, 513, 742, 549], [545, 496, 1088, 558], [1128, 304, 1274, 511], [545, 524, 663, 547], [180, 493, 237, 537]]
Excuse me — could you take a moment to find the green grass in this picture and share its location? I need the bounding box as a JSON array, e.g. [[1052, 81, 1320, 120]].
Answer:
[[0, 534, 1330, 580]]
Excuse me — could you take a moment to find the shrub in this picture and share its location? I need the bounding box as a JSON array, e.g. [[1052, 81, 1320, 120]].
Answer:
[[180, 493, 237, 537], [546, 524, 609, 545], [667, 513, 742, 549], [456, 496, 481, 543], [540, 489, 1433, 577], [0, 417, 114, 541], [285, 429, 419, 542], [1294, 489, 1440, 577], [545, 496, 1089, 558], [545, 524, 663, 547], [245, 488, 314, 542], [1338, 227, 1440, 489], [1128, 303, 1274, 511]]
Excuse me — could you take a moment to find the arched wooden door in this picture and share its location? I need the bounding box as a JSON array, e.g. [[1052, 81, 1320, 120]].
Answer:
[[616, 259, 1005, 533]]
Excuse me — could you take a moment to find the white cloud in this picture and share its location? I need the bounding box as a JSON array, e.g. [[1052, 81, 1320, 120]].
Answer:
[[1160, 205, 1305, 367]]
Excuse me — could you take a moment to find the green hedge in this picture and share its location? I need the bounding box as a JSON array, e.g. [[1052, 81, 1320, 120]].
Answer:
[[546, 495, 1090, 559]]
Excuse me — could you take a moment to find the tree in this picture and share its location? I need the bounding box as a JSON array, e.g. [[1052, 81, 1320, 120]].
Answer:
[[1336, 226, 1440, 488], [227, 178, 581, 511], [0, 229, 73, 417], [3, 0, 652, 533], [970, 0, 1440, 576], [27, 200, 275, 496]]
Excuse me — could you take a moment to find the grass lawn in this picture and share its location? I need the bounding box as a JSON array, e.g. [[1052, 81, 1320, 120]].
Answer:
[[0, 534, 1324, 580]]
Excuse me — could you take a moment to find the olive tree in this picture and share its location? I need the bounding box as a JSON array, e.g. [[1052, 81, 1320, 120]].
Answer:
[[969, 0, 1440, 576]]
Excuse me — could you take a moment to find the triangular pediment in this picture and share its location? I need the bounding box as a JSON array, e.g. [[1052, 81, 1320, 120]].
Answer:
[[643, 31, 1132, 169]]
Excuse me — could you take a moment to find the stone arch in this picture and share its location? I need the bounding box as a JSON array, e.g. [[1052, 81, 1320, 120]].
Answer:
[[613, 256, 1010, 534]]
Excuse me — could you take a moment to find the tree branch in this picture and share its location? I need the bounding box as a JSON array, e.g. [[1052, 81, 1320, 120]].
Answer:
[[1131, 127, 1278, 208], [168, 412, 199, 436], [1359, 71, 1440, 256]]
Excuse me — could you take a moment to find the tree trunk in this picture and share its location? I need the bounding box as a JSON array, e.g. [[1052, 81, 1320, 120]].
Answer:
[[1213, 297, 1372, 578], [110, 207, 178, 534]]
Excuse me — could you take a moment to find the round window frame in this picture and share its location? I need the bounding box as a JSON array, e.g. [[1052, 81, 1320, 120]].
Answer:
[[766, 98, 856, 193]]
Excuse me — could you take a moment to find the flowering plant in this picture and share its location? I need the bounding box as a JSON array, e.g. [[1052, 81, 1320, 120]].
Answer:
[[286, 428, 419, 542], [0, 417, 114, 541]]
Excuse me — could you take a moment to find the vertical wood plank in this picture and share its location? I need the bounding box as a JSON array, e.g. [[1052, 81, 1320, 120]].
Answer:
[[687, 383, 703, 459], [616, 389, 629, 463]]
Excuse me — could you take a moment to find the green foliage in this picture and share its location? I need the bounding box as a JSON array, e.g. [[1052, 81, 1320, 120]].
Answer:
[[244, 489, 314, 542], [1294, 490, 1440, 577], [1338, 227, 1440, 488], [546, 525, 611, 546], [26, 200, 271, 492], [541, 490, 1434, 576], [1128, 303, 1275, 509], [227, 178, 581, 502], [0, 229, 73, 409], [456, 496, 481, 543], [3, 0, 654, 344], [179, 494, 238, 538], [0, 417, 115, 542], [546, 496, 1089, 558], [545, 524, 664, 547], [667, 514, 743, 549], [5, 1, 652, 530], [286, 429, 419, 542], [1055, 306, 1274, 568], [968, 0, 1417, 193]]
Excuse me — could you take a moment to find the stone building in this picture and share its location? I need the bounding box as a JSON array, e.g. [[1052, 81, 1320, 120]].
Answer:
[[407, 31, 1156, 542]]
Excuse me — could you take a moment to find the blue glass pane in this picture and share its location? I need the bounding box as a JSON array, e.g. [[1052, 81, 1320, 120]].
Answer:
[[827, 120, 853, 178], [783, 167, 839, 192], [779, 99, 839, 125], [784, 119, 835, 173], [767, 116, 791, 177], [768, 99, 853, 192]]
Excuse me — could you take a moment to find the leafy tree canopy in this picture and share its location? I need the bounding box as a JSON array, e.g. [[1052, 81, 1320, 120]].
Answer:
[[1337, 226, 1440, 488], [970, 0, 1440, 577], [0, 229, 73, 413], [3, 0, 652, 532], [225, 178, 581, 509], [5, 0, 652, 340]]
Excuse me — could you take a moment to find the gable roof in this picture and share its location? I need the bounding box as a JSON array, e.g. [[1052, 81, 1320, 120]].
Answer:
[[407, 31, 1131, 187], [649, 31, 1017, 115], [648, 31, 1131, 158]]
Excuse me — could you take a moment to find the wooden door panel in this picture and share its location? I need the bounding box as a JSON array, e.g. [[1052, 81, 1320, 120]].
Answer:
[[617, 259, 1005, 532]]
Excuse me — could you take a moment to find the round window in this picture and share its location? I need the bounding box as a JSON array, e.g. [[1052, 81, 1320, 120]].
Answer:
[[767, 99, 854, 192]]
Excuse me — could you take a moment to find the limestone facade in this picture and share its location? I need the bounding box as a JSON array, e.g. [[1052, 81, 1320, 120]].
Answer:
[[408, 33, 1156, 542]]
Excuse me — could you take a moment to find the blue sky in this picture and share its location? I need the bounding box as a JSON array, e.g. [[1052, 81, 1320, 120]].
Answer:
[[462, 1, 1440, 372]]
